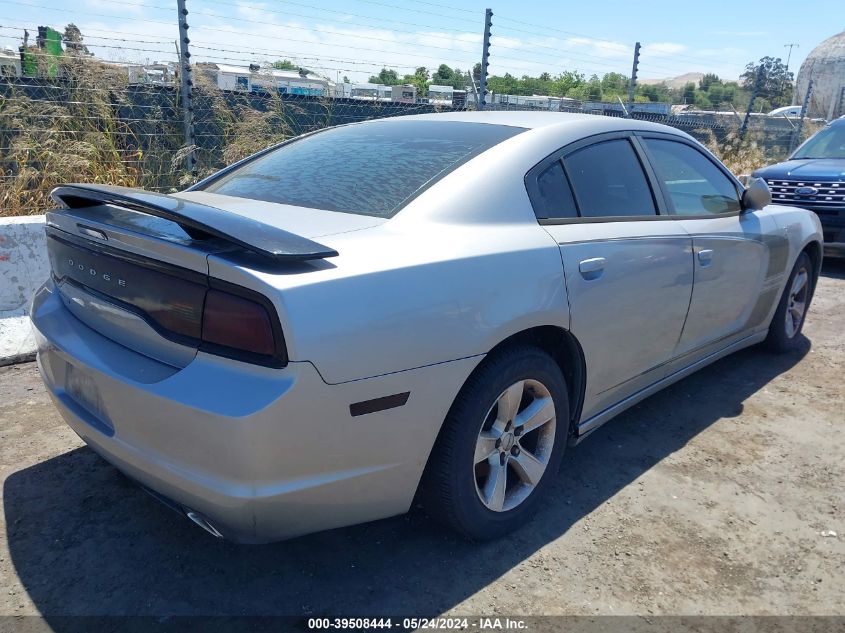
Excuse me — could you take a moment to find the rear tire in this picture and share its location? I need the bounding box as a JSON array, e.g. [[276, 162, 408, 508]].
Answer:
[[765, 251, 812, 353], [421, 345, 569, 541]]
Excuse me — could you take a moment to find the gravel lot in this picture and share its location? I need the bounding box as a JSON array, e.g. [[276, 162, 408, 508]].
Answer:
[[1, 261, 843, 622]]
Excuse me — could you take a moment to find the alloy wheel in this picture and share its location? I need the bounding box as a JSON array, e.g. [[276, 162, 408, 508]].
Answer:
[[473, 379, 556, 512], [785, 267, 809, 338]]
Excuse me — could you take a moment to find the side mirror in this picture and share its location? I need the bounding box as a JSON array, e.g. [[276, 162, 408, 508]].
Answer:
[[741, 176, 772, 211]]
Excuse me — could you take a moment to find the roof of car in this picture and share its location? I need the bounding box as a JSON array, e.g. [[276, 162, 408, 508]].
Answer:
[[393, 110, 596, 128], [384, 109, 684, 134]]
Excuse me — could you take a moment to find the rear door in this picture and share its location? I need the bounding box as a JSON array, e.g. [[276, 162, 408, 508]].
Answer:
[[637, 134, 783, 359], [530, 133, 694, 422]]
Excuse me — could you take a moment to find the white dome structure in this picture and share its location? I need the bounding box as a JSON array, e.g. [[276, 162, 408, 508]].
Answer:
[[795, 30, 845, 119]]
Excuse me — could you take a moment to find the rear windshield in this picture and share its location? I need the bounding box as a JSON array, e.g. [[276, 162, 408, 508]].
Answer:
[[200, 120, 525, 218]]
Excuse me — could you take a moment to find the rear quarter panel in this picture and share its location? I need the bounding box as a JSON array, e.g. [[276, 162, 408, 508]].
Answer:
[[209, 222, 568, 384]]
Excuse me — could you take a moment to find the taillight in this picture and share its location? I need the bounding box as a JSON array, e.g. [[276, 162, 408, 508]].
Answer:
[[201, 289, 276, 357]]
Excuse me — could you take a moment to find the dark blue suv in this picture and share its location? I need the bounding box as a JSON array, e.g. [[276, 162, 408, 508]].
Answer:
[[753, 116, 845, 256]]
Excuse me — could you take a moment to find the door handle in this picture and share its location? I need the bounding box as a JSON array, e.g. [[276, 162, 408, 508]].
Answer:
[[698, 249, 714, 266], [579, 257, 606, 279]]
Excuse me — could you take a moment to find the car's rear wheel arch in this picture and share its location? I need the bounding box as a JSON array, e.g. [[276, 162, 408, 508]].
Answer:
[[413, 326, 586, 512], [482, 326, 586, 438]]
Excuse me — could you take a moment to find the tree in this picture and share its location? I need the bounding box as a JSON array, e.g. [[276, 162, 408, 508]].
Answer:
[[272, 60, 297, 71], [638, 82, 671, 103], [431, 64, 466, 88], [550, 70, 585, 98], [342, 75, 350, 84], [720, 82, 739, 104], [693, 90, 712, 109], [431, 64, 452, 84], [681, 82, 696, 104], [585, 75, 603, 101], [402, 66, 429, 94], [368, 67, 400, 85], [63, 23, 89, 55], [487, 72, 520, 96], [430, 64, 465, 88], [472, 62, 481, 82], [740, 56, 793, 108], [600, 72, 628, 98], [706, 83, 725, 106], [699, 72, 720, 91]]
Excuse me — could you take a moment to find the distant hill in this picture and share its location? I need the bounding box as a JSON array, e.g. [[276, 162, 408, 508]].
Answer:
[[640, 72, 705, 89]]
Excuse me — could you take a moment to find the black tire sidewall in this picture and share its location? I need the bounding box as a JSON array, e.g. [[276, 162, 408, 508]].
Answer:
[[766, 252, 812, 352], [440, 347, 569, 540]]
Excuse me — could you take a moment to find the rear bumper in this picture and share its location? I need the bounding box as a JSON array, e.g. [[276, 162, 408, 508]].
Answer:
[[31, 280, 479, 542]]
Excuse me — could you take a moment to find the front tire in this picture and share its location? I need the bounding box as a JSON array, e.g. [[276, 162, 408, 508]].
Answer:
[[421, 346, 569, 541], [765, 251, 812, 353]]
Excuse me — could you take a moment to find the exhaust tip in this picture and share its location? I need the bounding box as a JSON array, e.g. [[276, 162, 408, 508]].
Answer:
[[186, 511, 224, 539]]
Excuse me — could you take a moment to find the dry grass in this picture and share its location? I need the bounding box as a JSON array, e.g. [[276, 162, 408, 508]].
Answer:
[[703, 131, 770, 176], [0, 57, 145, 216], [0, 57, 302, 216], [703, 121, 826, 177]]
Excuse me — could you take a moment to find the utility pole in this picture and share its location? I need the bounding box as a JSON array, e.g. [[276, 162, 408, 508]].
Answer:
[[783, 43, 799, 69], [740, 64, 764, 139], [478, 8, 492, 110], [626, 41, 641, 118], [176, 0, 196, 172], [791, 79, 813, 152]]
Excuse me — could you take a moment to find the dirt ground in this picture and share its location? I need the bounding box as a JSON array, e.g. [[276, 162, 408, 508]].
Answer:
[[0, 261, 843, 623]]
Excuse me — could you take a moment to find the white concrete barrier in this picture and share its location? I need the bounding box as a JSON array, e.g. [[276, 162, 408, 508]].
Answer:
[[0, 215, 48, 365]]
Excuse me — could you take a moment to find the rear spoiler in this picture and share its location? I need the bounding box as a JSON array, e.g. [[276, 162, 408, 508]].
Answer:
[[50, 184, 338, 262]]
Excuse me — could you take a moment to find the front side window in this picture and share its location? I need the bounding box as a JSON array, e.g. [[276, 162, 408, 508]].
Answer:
[[563, 139, 657, 218], [643, 138, 741, 215], [201, 120, 524, 218]]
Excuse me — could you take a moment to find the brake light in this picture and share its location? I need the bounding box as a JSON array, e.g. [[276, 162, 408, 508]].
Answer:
[[201, 289, 276, 356]]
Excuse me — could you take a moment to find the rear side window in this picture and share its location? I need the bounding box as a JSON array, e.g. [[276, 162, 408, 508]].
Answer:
[[643, 138, 740, 215], [200, 120, 524, 218], [534, 160, 578, 219], [564, 139, 657, 218]]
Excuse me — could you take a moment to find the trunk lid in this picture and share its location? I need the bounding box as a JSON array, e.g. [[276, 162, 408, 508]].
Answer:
[[45, 185, 350, 368]]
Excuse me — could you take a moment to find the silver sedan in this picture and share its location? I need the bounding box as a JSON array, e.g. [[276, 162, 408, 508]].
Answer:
[[31, 111, 823, 542]]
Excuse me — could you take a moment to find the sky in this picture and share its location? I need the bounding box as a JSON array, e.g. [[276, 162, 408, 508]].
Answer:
[[0, 0, 842, 84]]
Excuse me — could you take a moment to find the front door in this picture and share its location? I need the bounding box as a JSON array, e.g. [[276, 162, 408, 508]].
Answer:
[[637, 135, 781, 358]]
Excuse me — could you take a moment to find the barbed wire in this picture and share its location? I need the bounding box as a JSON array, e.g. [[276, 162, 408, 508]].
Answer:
[[0, 0, 637, 78]]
